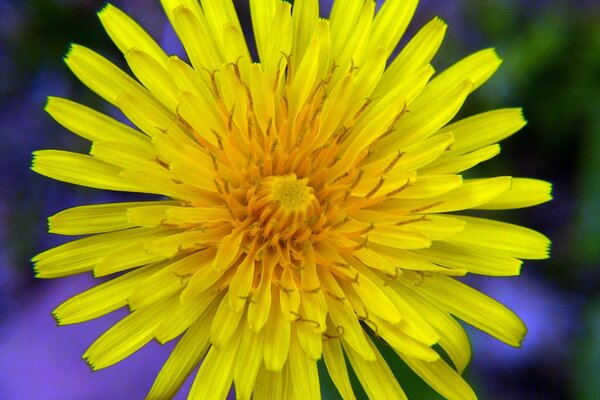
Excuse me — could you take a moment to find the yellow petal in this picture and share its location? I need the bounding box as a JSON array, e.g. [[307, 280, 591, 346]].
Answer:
[[403, 273, 527, 346], [146, 306, 215, 399], [94, 239, 167, 277], [64, 44, 147, 106], [344, 337, 408, 400], [288, 326, 320, 399], [189, 337, 240, 400], [124, 49, 179, 111], [416, 242, 523, 276], [438, 108, 526, 154], [210, 294, 244, 348], [325, 291, 375, 361], [48, 201, 164, 235], [261, 1, 292, 82], [212, 228, 244, 271], [84, 296, 176, 370], [322, 338, 357, 400], [445, 215, 551, 259], [329, 1, 374, 81], [253, 366, 285, 400], [228, 253, 257, 311], [170, 5, 222, 71], [475, 178, 553, 209], [399, 288, 472, 373], [233, 327, 266, 400], [249, 0, 277, 62], [364, 0, 418, 63], [352, 273, 402, 324], [32, 150, 143, 193], [399, 355, 477, 400], [368, 228, 431, 250], [200, 0, 247, 62], [422, 144, 500, 175], [369, 315, 440, 362], [377, 176, 512, 214], [291, 0, 320, 65], [264, 289, 291, 371], [45, 97, 150, 145], [389, 80, 473, 149], [154, 292, 220, 343], [128, 251, 213, 309], [378, 17, 446, 92], [53, 263, 161, 325], [98, 4, 167, 66], [295, 320, 322, 361], [247, 251, 279, 331], [32, 227, 163, 278], [393, 175, 464, 199], [421, 48, 502, 103]]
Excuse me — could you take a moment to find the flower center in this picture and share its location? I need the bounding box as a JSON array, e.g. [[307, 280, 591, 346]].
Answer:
[[245, 174, 321, 242], [272, 175, 312, 211]]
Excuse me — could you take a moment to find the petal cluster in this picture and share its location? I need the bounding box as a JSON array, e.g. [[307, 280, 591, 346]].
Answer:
[[32, 1, 551, 399]]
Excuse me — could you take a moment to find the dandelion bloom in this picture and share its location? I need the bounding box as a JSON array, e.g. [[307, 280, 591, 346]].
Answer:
[[32, 0, 551, 399]]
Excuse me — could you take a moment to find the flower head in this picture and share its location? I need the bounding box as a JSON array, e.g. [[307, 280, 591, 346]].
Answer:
[[33, 1, 551, 399]]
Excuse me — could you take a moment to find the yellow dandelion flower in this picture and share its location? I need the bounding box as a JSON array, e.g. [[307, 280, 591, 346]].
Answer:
[[32, 1, 552, 399]]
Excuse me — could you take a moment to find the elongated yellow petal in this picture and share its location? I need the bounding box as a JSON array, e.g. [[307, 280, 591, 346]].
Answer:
[[64, 44, 148, 106], [369, 315, 440, 362], [99, 4, 167, 65], [249, 0, 277, 62], [377, 17, 446, 93], [233, 327, 266, 400], [422, 48, 502, 102], [322, 338, 357, 400], [264, 289, 291, 371], [48, 201, 164, 235], [84, 296, 176, 370], [364, 0, 418, 63], [210, 294, 244, 348], [402, 356, 477, 400], [146, 306, 215, 399], [378, 176, 512, 214], [248, 251, 278, 331], [189, 334, 241, 400], [447, 215, 551, 259], [352, 272, 402, 324], [45, 97, 150, 145], [128, 251, 212, 309], [291, 0, 319, 65], [438, 108, 526, 154], [124, 49, 179, 111], [32, 150, 144, 193], [154, 292, 220, 343], [53, 263, 161, 325], [401, 273, 527, 346], [288, 326, 321, 399], [399, 288, 472, 373], [417, 242, 523, 276], [325, 292, 376, 361], [253, 366, 285, 400], [344, 337, 408, 400], [170, 5, 222, 71], [476, 178, 553, 209], [422, 144, 500, 175], [33, 227, 165, 278]]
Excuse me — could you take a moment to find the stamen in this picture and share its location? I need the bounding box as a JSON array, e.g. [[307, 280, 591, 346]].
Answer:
[[410, 201, 444, 214]]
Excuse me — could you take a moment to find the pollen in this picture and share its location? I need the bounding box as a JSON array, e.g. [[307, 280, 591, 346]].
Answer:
[[272, 175, 313, 210]]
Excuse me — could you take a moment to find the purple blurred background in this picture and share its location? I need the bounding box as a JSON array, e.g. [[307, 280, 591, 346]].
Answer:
[[1, 0, 599, 399]]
